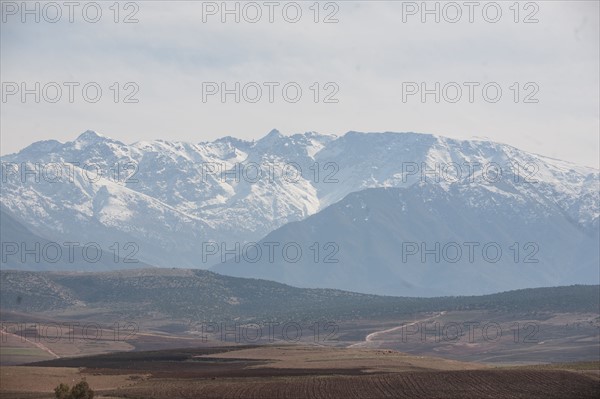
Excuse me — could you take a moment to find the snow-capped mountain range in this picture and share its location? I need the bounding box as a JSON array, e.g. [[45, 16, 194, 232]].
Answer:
[[1, 129, 598, 295]]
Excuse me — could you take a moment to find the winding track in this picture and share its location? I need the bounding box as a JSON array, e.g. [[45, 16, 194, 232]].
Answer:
[[348, 312, 445, 348]]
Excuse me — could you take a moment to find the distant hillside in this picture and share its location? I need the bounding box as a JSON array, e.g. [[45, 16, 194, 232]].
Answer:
[[212, 186, 599, 296], [1, 269, 597, 323], [0, 208, 153, 271]]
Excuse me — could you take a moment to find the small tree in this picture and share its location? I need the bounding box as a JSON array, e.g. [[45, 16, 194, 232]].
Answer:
[[70, 380, 94, 399], [69, 380, 94, 399], [54, 383, 70, 399], [54, 380, 94, 399]]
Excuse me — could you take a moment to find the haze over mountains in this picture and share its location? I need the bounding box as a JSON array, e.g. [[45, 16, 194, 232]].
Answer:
[[1, 130, 598, 296], [213, 185, 599, 296]]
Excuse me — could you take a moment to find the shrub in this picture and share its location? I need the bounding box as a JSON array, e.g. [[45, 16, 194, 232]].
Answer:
[[70, 380, 94, 399], [54, 380, 94, 399], [54, 383, 70, 399]]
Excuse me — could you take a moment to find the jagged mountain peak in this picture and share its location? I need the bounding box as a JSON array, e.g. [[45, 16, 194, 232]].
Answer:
[[253, 128, 286, 147], [64, 130, 129, 154], [265, 128, 283, 138], [76, 129, 105, 140]]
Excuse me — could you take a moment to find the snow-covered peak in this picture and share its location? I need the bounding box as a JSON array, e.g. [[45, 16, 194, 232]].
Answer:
[[254, 128, 284, 147], [15, 139, 62, 156], [77, 129, 105, 140], [264, 128, 283, 139]]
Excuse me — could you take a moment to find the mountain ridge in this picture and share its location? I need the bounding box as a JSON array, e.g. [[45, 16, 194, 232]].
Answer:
[[1, 130, 598, 297]]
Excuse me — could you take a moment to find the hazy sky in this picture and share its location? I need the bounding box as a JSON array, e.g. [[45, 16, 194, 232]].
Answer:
[[1, 1, 598, 167]]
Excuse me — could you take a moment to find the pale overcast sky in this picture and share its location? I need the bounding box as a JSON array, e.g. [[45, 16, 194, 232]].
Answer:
[[1, 1, 598, 167]]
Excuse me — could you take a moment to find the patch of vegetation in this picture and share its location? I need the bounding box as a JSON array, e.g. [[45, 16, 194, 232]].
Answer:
[[54, 380, 94, 399], [1, 269, 598, 323]]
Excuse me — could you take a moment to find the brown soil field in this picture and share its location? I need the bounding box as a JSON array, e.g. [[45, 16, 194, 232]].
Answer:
[[193, 345, 485, 372], [111, 370, 599, 399], [0, 365, 147, 396], [1, 345, 598, 399]]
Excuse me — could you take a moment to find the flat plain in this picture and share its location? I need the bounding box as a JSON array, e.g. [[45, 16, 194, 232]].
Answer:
[[1, 345, 598, 399]]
